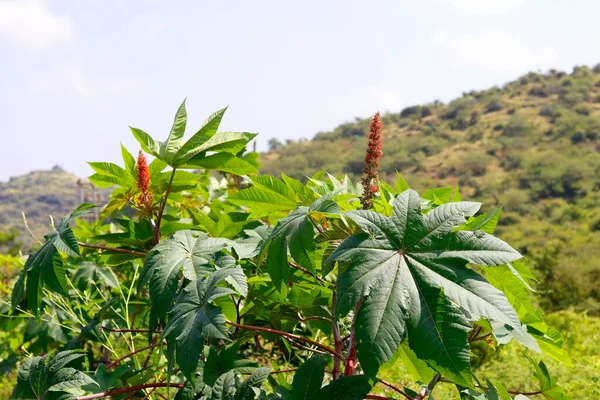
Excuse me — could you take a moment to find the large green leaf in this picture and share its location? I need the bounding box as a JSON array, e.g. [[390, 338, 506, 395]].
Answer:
[[139, 230, 239, 322], [290, 355, 325, 400], [184, 153, 258, 176], [130, 126, 161, 158], [317, 375, 372, 399], [228, 176, 299, 217], [162, 267, 247, 381], [12, 203, 95, 316], [328, 189, 527, 382], [234, 367, 272, 400], [526, 357, 571, 400], [164, 99, 188, 164], [11, 350, 96, 400], [174, 107, 228, 165]]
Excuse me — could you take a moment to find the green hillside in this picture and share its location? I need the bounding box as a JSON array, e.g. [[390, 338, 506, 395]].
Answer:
[[0, 167, 108, 252], [262, 65, 600, 314]]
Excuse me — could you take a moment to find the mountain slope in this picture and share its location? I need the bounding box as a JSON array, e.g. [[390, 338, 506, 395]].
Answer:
[[0, 167, 107, 252], [261, 65, 600, 313]]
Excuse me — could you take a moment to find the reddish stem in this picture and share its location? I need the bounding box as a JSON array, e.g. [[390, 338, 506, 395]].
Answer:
[[332, 293, 342, 380], [154, 168, 176, 244], [77, 383, 184, 400], [344, 298, 363, 376], [78, 242, 147, 258], [378, 379, 413, 400], [102, 326, 159, 334], [226, 321, 343, 360], [105, 343, 160, 370]]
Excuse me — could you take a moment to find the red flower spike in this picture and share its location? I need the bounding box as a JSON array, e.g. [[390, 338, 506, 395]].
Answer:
[[136, 150, 153, 210], [360, 111, 383, 209]]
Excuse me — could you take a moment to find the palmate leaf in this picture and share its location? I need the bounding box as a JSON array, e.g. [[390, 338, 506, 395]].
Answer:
[[139, 230, 238, 323], [261, 198, 340, 293], [162, 267, 248, 381], [11, 350, 97, 400], [12, 203, 95, 316], [328, 189, 529, 384]]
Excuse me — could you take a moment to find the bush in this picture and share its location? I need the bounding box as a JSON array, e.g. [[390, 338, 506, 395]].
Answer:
[[485, 97, 504, 113], [539, 105, 556, 117]]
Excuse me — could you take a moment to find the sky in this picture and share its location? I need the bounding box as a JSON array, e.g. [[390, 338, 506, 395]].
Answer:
[[1, 0, 599, 181]]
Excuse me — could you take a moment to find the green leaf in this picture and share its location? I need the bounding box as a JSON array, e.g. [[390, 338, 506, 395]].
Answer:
[[12, 206, 86, 316], [11, 350, 96, 399], [162, 268, 247, 381], [87, 162, 135, 187], [139, 230, 241, 322], [204, 344, 259, 386], [211, 370, 236, 400], [47, 368, 96, 391], [485, 379, 511, 400], [228, 176, 299, 217], [121, 143, 136, 175], [263, 206, 319, 293], [164, 99, 188, 164], [130, 126, 161, 157], [174, 107, 228, 165], [184, 153, 258, 175], [317, 375, 372, 400], [328, 189, 526, 381], [456, 209, 501, 234], [526, 356, 571, 400], [234, 367, 272, 400], [290, 355, 325, 400]]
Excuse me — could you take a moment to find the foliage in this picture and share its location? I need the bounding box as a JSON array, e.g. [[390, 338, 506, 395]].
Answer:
[[261, 65, 600, 314], [0, 102, 582, 400]]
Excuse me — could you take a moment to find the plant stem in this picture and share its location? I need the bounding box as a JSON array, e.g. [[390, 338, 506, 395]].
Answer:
[[378, 379, 413, 400], [289, 261, 328, 284], [78, 242, 147, 258], [102, 326, 159, 333], [331, 292, 342, 381], [154, 168, 176, 244], [414, 373, 440, 400], [438, 378, 543, 396], [226, 321, 344, 360], [77, 383, 184, 400], [344, 298, 363, 376], [105, 343, 161, 370]]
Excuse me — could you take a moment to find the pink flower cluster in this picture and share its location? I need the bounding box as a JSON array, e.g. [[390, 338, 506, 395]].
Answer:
[[361, 111, 383, 209]]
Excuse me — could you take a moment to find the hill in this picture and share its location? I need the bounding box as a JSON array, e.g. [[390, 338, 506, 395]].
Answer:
[[0, 166, 107, 252], [261, 64, 600, 314]]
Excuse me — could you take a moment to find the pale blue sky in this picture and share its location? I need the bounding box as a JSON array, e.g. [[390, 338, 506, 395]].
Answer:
[[1, 0, 599, 180]]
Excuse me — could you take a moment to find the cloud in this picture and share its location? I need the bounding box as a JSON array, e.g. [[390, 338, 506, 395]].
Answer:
[[434, 0, 527, 15], [365, 86, 404, 113], [28, 63, 146, 99], [0, 0, 75, 52], [146, 23, 168, 38], [431, 30, 558, 74]]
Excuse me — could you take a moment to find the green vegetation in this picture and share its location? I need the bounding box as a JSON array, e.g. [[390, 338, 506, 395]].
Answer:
[[0, 167, 109, 252], [262, 65, 600, 315], [1, 100, 587, 399]]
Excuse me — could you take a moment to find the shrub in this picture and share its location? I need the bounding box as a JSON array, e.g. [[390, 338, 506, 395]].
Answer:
[[485, 97, 504, 113]]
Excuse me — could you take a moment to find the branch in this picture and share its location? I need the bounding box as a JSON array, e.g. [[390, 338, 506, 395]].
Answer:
[[289, 261, 328, 284], [226, 321, 344, 360], [77, 383, 184, 400], [102, 326, 160, 334], [105, 343, 161, 370], [332, 293, 343, 380], [344, 298, 363, 376], [154, 168, 176, 243], [378, 379, 413, 400], [438, 377, 543, 396], [414, 373, 440, 400], [78, 242, 147, 258]]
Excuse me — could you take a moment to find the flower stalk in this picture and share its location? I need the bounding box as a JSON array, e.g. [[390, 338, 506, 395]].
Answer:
[[361, 111, 383, 210]]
